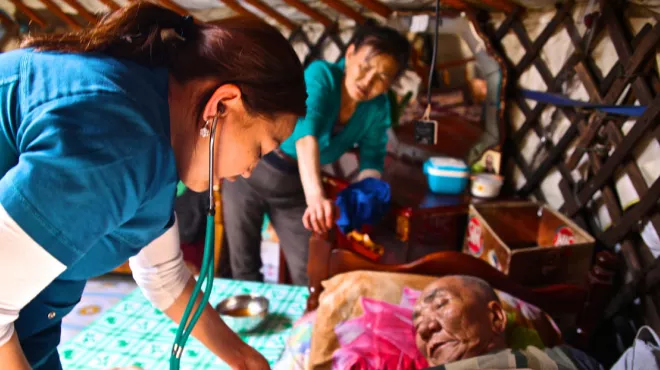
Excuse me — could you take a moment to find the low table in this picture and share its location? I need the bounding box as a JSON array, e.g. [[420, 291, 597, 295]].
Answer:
[[58, 279, 308, 369], [342, 156, 503, 265]]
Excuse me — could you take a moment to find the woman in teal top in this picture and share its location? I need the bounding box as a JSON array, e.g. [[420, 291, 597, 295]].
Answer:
[[0, 2, 307, 369], [222, 20, 410, 286]]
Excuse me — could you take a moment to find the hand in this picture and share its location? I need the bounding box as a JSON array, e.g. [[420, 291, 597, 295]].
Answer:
[[302, 196, 334, 233], [230, 346, 270, 370]]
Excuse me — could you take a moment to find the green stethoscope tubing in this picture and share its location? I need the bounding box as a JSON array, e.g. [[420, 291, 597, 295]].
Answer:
[[170, 115, 219, 370]]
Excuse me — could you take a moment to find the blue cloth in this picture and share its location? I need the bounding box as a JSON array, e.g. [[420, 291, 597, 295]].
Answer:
[[0, 49, 177, 368], [278, 59, 392, 173], [335, 178, 391, 234], [521, 89, 646, 117]]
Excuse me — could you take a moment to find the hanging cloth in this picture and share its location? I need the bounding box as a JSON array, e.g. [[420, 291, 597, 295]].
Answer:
[[335, 178, 391, 235], [521, 89, 646, 117]]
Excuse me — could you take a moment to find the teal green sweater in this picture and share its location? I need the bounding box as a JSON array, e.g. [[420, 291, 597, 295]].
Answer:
[[279, 59, 392, 173]]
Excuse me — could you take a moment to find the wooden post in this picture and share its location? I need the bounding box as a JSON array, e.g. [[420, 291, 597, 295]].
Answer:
[[0, 11, 17, 51], [37, 0, 82, 30], [280, 0, 334, 29], [218, 0, 259, 20], [439, 0, 469, 10], [477, 0, 517, 13], [96, 0, 119, 12], [319, 0, 365, 24], [60, 0, 98, 24], [0, 10, 16, 30], [158, 0, 188, 16], [573, 250, 618, 349], [7, 0, 48, 29], [351, 0, 391, 19], [243, 0, 297, 31]]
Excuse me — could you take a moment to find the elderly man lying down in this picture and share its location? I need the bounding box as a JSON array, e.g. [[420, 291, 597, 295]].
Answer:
[[414, 275, 604, 370]]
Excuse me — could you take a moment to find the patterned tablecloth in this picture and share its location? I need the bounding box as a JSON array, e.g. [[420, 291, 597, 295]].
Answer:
[[58, 279, 309, 370]]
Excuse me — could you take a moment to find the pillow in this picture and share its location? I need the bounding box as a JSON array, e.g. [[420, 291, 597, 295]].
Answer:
[[308, 270, 562, 370]]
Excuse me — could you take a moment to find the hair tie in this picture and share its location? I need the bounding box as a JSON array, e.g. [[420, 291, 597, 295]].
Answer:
[[175, 15, 195, 39]]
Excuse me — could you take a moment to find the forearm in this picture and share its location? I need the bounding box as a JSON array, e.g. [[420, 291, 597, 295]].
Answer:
[[164, 277, 248, 368], [356, 168, 382, 182], [295, 136, 325, 202], [0, 330, 30, 370]]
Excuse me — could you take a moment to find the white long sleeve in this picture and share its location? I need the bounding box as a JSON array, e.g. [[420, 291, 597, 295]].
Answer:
[[129, 216, 192, 311], [0, 204, 67, 347]]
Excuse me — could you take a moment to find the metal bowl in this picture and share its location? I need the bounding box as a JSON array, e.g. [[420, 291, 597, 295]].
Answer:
[[215, 294, 269, 333]]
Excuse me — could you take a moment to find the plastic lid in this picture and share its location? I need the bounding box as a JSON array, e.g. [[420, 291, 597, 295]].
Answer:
[[473, 173, 503, 185], [427, 156, 468, 170]]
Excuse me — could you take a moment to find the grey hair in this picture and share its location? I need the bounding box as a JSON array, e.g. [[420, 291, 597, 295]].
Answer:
[[455, 275, 500, 304]]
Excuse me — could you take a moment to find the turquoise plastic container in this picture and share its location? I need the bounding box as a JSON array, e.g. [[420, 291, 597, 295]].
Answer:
[[423, 157, 470, 195]]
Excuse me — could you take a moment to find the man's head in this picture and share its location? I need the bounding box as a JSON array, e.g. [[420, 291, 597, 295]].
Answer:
[[412, 275, 507, 366]]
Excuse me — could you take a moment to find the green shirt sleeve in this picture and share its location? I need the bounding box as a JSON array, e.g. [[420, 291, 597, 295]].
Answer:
[[280, 61, 338, 155], [358, 98, 392, 173], [176, 181, 187, 197]]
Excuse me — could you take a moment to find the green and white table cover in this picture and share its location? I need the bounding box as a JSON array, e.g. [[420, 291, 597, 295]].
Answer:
[[58, 279, 309, 369]]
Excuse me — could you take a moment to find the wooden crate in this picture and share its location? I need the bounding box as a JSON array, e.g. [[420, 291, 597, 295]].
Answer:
[[463, 201, 595, 286]]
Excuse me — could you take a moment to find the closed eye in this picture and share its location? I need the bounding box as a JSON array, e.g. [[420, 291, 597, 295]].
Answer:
[[434, 300, 448, 310]]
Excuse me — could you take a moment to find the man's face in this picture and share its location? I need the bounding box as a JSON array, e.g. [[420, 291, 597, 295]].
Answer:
[[412, 277, 506, 366]]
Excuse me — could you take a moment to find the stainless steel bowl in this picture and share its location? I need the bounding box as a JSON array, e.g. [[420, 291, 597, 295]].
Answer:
[[215, 294, 269, 333]]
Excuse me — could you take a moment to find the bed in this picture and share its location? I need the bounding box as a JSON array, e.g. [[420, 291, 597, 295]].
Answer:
[[305, 230, 618, 350]]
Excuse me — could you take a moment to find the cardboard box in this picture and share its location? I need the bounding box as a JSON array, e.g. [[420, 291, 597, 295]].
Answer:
[[462, 201, 595, 286]]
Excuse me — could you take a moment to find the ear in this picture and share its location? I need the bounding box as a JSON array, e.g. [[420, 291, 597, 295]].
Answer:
[[345, 43, 356, 61], [202, 84, 243, 121], [487, 301, 507, 334]]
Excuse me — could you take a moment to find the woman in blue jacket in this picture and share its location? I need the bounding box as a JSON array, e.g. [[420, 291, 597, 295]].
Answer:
[[222, 20, 410, 286], [0, 2, 306, 369]]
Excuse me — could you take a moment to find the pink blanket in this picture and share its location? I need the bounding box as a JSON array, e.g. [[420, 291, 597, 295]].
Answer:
[[332, 297, 429, 370]]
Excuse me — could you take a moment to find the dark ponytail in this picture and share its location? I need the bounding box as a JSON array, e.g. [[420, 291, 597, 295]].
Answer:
[[21, 1, 307, 121]]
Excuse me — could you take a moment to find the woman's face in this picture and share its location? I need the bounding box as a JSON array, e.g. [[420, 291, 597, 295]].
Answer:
[[214, 109, 296, 183], [343, 44, 399, 102], [175, 84, 297, 192]]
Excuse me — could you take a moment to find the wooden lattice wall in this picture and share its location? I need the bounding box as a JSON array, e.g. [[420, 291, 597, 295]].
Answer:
[[477, 0, 660, 330]]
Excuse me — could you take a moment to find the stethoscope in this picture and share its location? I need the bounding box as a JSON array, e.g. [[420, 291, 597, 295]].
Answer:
[[170, 115, 219, 370]]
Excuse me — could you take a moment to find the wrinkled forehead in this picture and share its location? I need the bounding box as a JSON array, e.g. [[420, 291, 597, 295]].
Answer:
[[417, 277, 471, 304]]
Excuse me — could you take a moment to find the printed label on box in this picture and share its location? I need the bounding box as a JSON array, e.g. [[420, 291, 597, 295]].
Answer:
[[553, 226, 575, 246], [467, 217, 484, 257]]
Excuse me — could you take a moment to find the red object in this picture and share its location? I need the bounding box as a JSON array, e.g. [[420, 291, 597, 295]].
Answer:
[[336, 230, 382, 261], [553, 226, 576, 246], [323, 176, 383, 260], [584, 12, 598, 28], [467, 216, 484, 257], [181, 239, 205, 271]]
